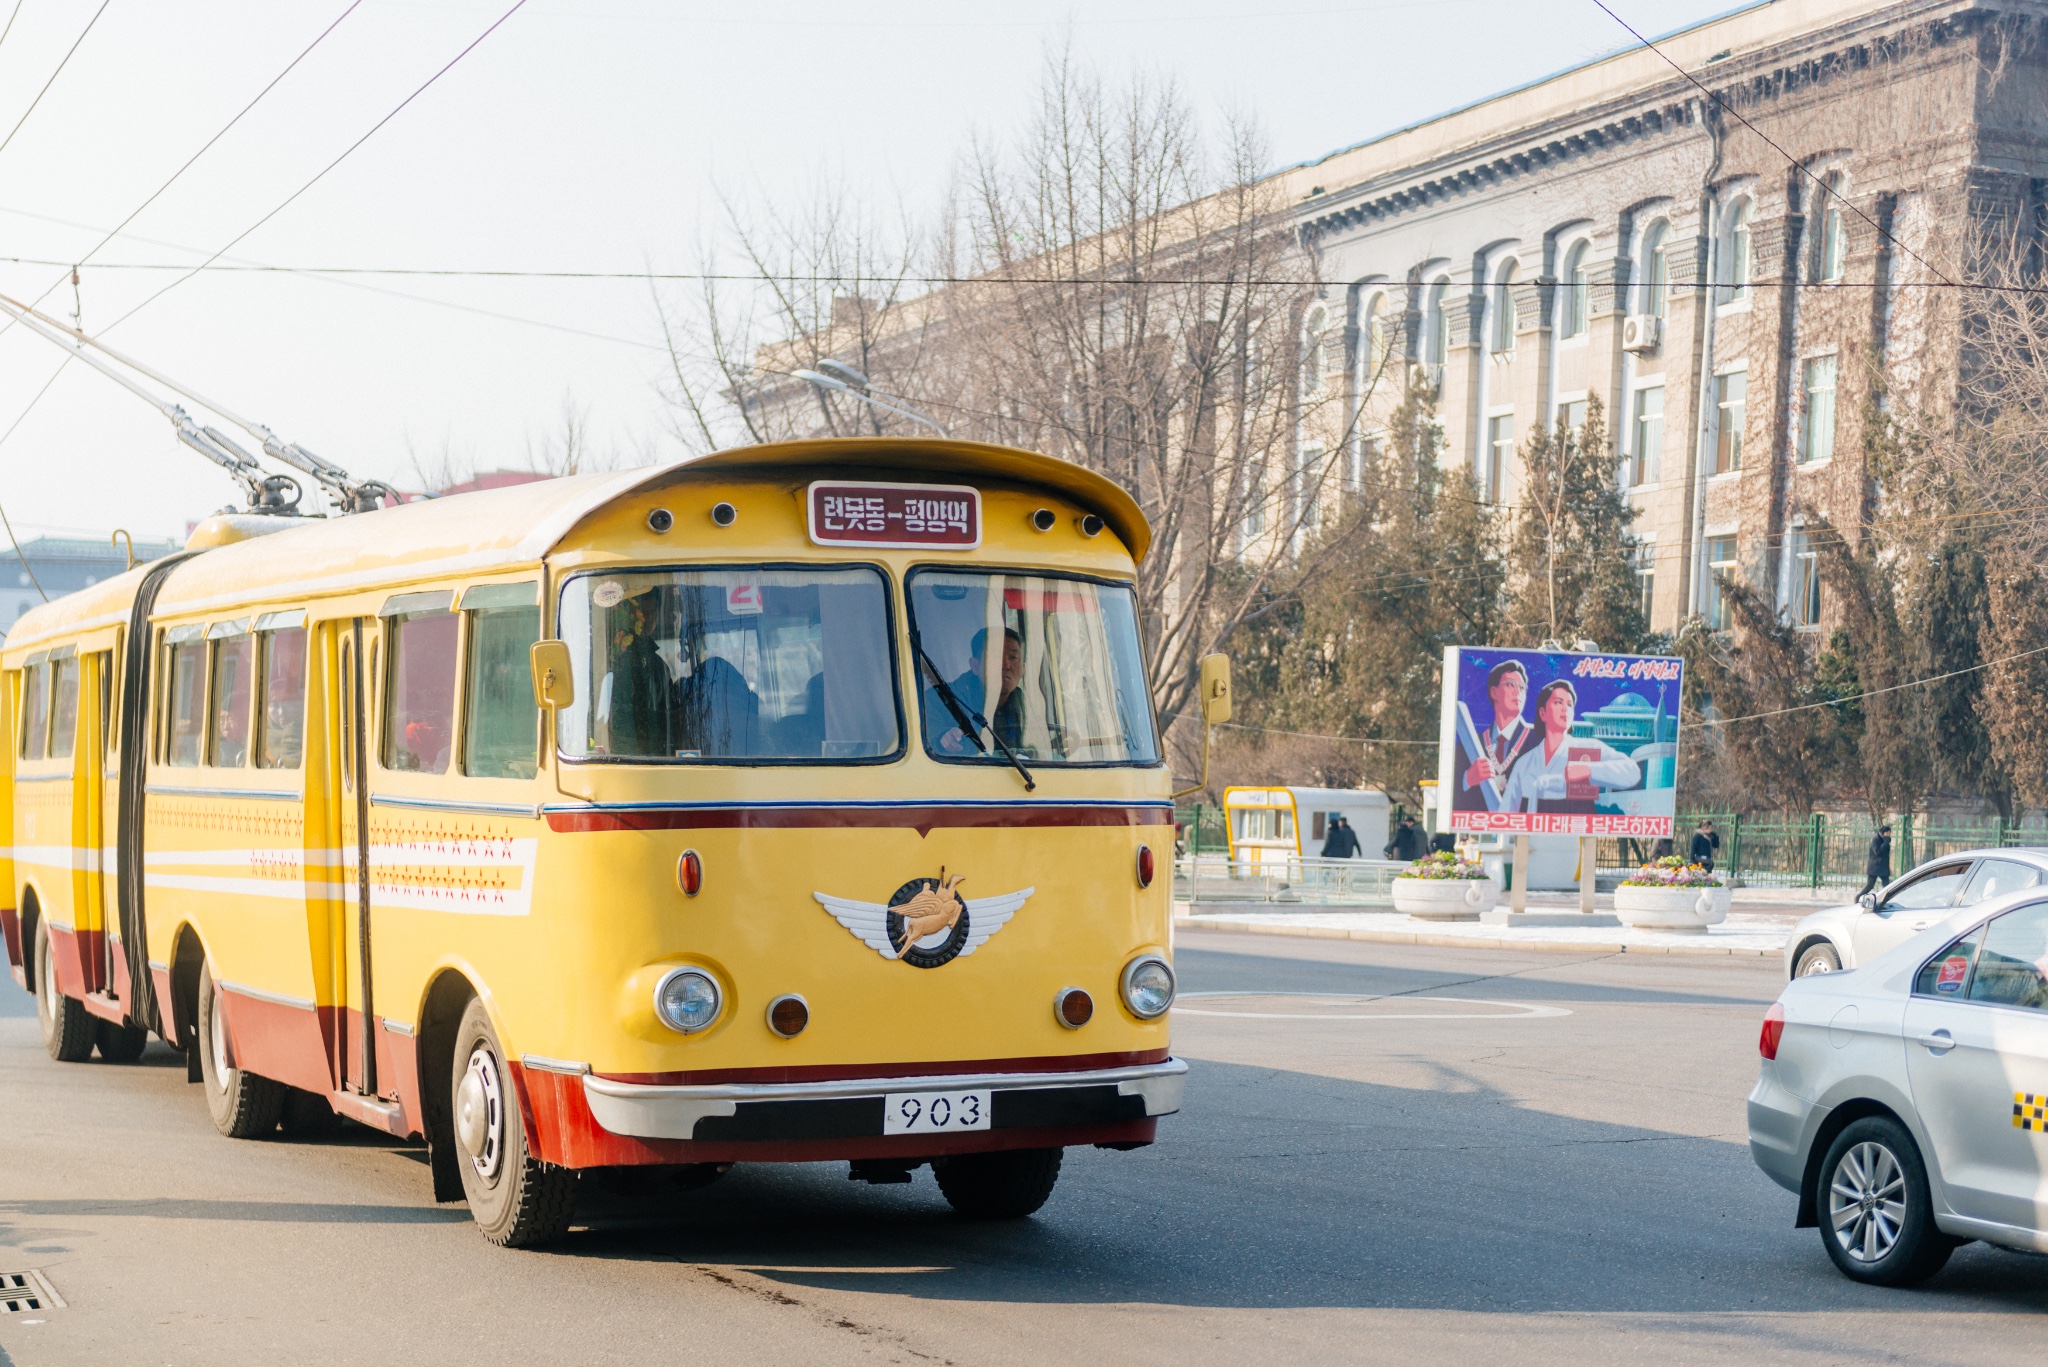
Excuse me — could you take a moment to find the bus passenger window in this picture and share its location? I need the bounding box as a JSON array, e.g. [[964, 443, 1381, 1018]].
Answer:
[[256, 626, 307, 769], [207, 628, 255, 767], [19, 661, 48, 760], [383, 611, 459, 774], [461, 585, 540, 780], [48, 654, 79, 760], [162, 633, 206, 767], [98, 650, 116, 764]]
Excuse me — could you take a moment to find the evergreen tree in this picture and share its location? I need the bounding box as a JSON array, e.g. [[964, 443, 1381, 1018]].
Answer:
[[1507, 396, 1654, 652]]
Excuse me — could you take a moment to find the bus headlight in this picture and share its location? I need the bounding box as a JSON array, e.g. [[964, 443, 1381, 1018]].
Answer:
[[654, 968, 722, 1034], [1120, 955, 1175, 1019]]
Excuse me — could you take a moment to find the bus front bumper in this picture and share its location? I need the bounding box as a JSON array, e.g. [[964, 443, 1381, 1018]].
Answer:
[[579, 1057, 1187, 1144]]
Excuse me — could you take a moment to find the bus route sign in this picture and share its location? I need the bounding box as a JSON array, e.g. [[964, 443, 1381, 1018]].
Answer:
[[807, 480, 981, 550]]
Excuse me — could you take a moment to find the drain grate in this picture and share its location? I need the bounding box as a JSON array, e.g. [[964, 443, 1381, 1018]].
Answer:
[[0, 1270, 64, 1314]]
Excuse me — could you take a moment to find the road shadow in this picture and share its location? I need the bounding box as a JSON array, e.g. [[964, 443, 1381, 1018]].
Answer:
[[546, 1056, 2048, 1317], [0, 1197, 469, 1224]]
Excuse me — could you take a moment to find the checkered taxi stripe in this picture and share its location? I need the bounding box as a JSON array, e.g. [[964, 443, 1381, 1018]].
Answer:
[[2015, 1093, 2048, 1130]]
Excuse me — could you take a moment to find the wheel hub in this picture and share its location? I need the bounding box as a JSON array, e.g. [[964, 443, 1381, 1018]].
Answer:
[[455, 1047, 503, 1179]]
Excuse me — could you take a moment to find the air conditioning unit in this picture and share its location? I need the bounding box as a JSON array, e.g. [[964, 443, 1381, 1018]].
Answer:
[[1621, 315, 1662, 353]]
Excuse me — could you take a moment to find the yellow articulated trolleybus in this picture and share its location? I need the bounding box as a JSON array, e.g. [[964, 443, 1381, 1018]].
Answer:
[[0, 438, 1230, 1246]]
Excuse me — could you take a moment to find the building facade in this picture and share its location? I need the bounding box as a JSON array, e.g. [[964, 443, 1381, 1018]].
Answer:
[[1289, 0, 2048, 633], [0, 535, 182, 635]]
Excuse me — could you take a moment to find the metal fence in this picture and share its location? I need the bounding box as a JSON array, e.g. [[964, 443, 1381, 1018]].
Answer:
[[1594, 814, 2048, 891], [1172, 853, 1406, 906]]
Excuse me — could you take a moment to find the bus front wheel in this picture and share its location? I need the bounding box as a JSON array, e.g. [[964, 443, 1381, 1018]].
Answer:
[[197, 968, 285, 1138], [934, 1147, 1063, 1219], [33, 917, 95, 1063], [451, 998, 578, 1247]]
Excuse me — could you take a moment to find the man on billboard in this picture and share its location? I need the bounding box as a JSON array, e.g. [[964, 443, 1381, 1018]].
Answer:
[[1456, 659, 1534, 811], [1499, 680, 1640, 815]]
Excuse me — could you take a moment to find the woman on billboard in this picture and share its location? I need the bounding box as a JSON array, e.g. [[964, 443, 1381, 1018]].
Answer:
[[1498, 679, 1640, 815]]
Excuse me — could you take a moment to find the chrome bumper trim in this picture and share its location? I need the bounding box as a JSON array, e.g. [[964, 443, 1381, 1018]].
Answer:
[[582, 1056, 1188, 1141]]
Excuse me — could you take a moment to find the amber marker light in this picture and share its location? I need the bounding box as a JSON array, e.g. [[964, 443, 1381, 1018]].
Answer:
[[767, 994, 810, 1038], [1055, 987, 1094, 1029], [1136, 844, 1155, 888], [678, 849, 703, 896]]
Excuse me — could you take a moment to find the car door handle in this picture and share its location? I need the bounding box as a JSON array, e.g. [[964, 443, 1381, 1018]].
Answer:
[[1917, 1029, 1955, 1053], [1912, 921, 1929, 931]]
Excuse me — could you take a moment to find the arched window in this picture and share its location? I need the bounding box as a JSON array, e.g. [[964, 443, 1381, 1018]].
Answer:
[[1359, 292, 1387, 386], [1817, 176, 1847, 283], [1638, 220, 1669, 319], [1424, 277, 1450, 367], [1721, 197, 1752, 304], [1490, 259, 1519, 355], [1559, 242, 1590, 340], [1302, 304, 1330, 396]]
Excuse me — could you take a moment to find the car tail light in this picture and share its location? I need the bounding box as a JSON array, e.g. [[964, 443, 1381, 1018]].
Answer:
[[1759, 1002, 1786, 1060], [1136, 845, 1155, 888]]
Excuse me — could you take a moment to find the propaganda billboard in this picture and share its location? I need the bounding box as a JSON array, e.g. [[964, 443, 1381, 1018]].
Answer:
[[1435, 645, 1683, 838]]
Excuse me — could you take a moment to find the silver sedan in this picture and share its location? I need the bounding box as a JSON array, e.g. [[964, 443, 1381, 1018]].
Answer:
[[1781, 848, 2048, 979], [1751, 887, 2048, 1284]]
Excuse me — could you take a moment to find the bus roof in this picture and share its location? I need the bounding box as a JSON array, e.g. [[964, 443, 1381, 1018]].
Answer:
[[2, 438, 1149, 653]]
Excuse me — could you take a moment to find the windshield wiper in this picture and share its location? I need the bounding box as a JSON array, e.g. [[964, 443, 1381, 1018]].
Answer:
[[911, 631, 1036, 792]]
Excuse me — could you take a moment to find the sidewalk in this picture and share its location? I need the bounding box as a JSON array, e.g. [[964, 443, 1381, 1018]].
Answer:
[[1174, 891, 1807, 958]]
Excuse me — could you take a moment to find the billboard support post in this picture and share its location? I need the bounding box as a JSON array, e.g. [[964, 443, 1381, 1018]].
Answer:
[[1580, 836, 1597, 914], [1510, 834, 1529, 914]]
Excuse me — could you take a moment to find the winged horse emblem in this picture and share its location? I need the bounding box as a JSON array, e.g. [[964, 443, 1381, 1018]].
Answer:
[[814, 869, 1033, 969]]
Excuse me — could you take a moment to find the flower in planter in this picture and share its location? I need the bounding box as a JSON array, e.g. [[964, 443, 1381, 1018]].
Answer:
[[1398, 849, 1492, 881], [1619, 854, 1724, 888]]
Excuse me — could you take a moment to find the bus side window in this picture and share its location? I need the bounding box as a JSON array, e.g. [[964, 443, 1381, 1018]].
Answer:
[[207, 627, 255, 767], [48, 653, 79, 760], [383, 610, 459, 775], [19, 660, 48, 760], [460, 586, 540, 780], [256, 625, 308, 769], [161, 631, 207, 767], [340, 638, 354, 793], [98, 648, 116, 768]]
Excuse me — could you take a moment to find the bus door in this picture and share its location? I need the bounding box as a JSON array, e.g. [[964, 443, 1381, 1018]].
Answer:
[[323, 619, 379, 1098]]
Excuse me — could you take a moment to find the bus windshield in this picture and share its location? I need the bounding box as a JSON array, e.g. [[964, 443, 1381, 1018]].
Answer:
[[558, 566, 899, 762], [906, 569, 1160, 767]]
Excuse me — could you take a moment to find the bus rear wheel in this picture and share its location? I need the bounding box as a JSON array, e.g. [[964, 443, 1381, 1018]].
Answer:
[[934, 1147, 1063, 1219], [95, 1019, 149, 1063], [451, 998, 578, 1247], [33, 917, 95, 1063], [197, 968, 285, 1138]]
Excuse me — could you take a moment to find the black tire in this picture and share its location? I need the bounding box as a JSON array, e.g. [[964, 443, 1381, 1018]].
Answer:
[[934, 1148, 1063, 1220], [1818, 1116, 1956, 1286], [95, 1018, 150, 1063], [1795, 942, 1842, 978], [196, 968, 285, 1139], [33, 917, 96, 1063], [279, 1087, 343, 1137], [451, 997, 578, 1247]]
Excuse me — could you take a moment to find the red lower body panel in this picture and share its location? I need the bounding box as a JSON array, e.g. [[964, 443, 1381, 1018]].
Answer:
[[1, 907, 20, 987]]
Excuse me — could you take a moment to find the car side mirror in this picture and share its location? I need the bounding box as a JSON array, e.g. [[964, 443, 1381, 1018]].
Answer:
[[1199, 653, 1233, 726], [1857, 892, 1879, 913], [530, 640, 575, 708]]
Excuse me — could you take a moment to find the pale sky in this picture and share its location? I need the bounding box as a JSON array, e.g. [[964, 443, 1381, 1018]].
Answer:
[[0, 0, 1741, 541]]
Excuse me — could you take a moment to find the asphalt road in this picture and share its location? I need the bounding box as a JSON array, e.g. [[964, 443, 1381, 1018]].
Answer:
[[5, 931, 2048, 1366]]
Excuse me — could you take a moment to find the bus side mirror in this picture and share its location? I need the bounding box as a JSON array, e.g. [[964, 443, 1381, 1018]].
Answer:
[[530, 640, 575, 709], [1200, 653, 1233, 726]]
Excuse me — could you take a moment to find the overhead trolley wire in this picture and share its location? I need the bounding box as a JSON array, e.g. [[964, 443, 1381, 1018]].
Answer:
[[0, 0, 112, 162]]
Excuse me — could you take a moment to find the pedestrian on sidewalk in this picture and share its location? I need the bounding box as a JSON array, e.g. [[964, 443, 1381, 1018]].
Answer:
[[1688, 819, 1720, 872], [1320, 816, 1361, 860], [1384, 815, 1423, 862], [1859, 825, 1893, 899]]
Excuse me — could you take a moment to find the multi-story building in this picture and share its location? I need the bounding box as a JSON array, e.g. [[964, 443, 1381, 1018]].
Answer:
[[1291, 0, 2045, 632]]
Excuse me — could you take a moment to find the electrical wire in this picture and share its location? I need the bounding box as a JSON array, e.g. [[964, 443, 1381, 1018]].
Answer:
[[0, 0, 26, 56], [0, 356, 74, 603], [0, 0, 112, 163], [101, 0, 531, 336]]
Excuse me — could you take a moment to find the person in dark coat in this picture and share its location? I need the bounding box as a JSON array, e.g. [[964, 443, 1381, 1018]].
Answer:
[[1859, 825, 1893, 899], [1319, 817, 1361, 859], [1384, 815, 1424, 862], [1687, 819, 1720, 871]]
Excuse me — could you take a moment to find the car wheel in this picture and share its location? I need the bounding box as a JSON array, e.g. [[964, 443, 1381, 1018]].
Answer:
[[451, 997, 578, 1247], [34, 917, 96, 1063], [934, 1148, 1063, 1219], [1795, 942, 1842, 977], [1819, 1116, 1956, 1286]]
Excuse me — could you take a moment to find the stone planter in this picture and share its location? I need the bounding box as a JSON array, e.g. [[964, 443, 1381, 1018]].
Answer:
[[1613, 883, 1730, 932], [1392, 876, 1500, 921]]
